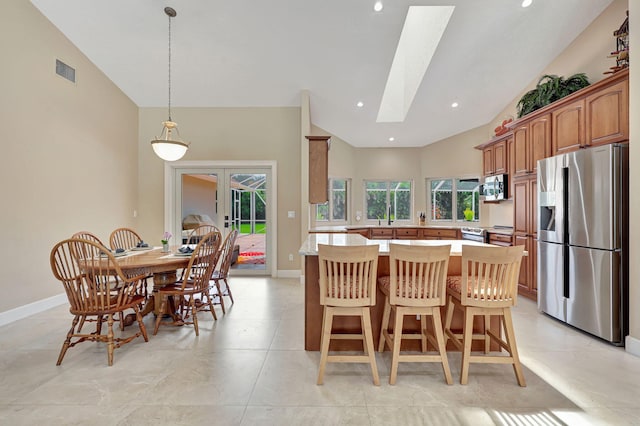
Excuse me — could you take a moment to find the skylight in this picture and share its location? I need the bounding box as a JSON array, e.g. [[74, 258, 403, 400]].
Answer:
[[377, 6, 455, 123]]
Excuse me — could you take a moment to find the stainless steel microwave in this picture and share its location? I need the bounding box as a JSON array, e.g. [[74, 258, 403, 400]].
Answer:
[[483, 174, 507, 201]]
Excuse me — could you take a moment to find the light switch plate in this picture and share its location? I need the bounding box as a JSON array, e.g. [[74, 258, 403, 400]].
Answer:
[[288, 210, 295, 218]]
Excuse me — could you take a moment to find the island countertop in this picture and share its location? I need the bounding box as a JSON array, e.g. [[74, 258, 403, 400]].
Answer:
[[298, 233, 493, 256]]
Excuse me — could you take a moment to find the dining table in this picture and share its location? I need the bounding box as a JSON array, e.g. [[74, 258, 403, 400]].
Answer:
[[103, 246, 193, 322]]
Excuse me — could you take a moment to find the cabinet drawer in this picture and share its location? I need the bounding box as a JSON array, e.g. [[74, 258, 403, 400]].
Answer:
[[396, 228, 419, 239], [370, 228, 394, 239], [422, 228, 458, 239], [488, 233, 513, 246]]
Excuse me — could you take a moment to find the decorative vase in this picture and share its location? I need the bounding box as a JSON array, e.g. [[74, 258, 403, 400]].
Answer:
[[464, 208, 474, 221], [162, 242, 170, 253]]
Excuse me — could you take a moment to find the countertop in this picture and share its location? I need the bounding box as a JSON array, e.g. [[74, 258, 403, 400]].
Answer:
[[309, 224, 482, 233], [298, 233, 493, 256]]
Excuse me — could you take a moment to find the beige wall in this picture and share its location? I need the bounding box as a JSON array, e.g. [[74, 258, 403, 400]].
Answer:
[[0, 1, 138, 312], [137, 107, 301, 271]]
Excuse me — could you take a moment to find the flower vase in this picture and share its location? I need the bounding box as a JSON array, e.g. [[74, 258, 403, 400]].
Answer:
[[162, 242, 170, 253]]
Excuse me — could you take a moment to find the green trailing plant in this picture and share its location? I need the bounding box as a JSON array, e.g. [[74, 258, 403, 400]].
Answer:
[[516, 73, 590, 118]]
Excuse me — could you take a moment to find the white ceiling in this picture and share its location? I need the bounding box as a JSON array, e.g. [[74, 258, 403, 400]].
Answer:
[[30, 0, 613, 148]]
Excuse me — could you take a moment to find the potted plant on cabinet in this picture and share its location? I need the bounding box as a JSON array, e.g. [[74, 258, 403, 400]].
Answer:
[[516, 73, 590, 118]]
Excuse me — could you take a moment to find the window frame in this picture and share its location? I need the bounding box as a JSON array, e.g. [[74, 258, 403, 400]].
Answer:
[[314, 177, 350, 224], [363, 179, 414, 224], [426, 176, 481, 223]]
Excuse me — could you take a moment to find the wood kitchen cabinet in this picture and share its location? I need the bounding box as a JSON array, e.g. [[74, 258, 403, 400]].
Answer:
[[478, 133, 509, 178], [552, 98, 585, 155], [421, 228, 459, 240], [586, 78, 629, 147], [343, 227, 459, 240], [482, 139, 507, 176], [513, 176, 537, 300], [307, 135, 330, 204], [487, 233, 513, 246], [552, 75, 629, 155], [513, 113, 551, 178]]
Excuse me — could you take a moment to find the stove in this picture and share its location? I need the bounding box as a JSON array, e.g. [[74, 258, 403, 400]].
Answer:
[[460, 226, 487, 242]]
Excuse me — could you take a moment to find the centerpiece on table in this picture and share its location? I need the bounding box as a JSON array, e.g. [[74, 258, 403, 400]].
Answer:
[[161, 231, 172, 253]]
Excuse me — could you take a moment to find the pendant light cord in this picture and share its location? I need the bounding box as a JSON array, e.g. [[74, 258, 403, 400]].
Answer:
[[167, 12, 172, 122]]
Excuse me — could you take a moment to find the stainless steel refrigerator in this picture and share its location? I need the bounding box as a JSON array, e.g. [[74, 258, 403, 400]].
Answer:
[[537, 144, 628, 345]]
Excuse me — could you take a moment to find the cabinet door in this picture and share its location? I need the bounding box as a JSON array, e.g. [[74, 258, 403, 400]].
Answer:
[[483, 147, 494, 176], [529, 114, 551, 175], [514, 235, 530, 295], [493, 141, 507, 174], [586, 79, 629, 146], [513, 125, 529, 177], [529, 177, 538, 236], [513, 178, 529, 234], [307, 136, 329, 203], [507, 136, 515, 199], [552, 99, 585, 155]]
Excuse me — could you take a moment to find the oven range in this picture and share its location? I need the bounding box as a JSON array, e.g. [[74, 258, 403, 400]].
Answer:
[[460, 227, 486, 242]]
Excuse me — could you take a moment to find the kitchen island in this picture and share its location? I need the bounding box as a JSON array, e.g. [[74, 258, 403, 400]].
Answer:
[[299, 233, 501, 351]]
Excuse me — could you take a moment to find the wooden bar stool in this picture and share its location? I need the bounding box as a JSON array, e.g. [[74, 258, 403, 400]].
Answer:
[[378, 243, 453, 385], [443, 245, 526, 386], [316, 244, 380, 386]]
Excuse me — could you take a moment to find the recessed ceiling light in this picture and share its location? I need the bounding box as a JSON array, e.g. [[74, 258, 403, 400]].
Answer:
[[357, 101, 364, 108], [374, 1, 383, 12], [451, 102, 459, 108], [522, 0, 532, 7], [388, 137, 395, 142]]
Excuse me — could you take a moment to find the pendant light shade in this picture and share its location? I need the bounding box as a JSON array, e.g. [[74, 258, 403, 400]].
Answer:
[[151, 121, 189, 161], [151, 7, 190, 162]]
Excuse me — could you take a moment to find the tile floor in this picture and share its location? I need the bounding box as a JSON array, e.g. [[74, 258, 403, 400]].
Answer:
[[1, 277, 640, 425]]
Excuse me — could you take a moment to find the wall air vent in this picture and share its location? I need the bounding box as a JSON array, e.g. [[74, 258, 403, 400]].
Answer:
[[55, 59, 76, 83]]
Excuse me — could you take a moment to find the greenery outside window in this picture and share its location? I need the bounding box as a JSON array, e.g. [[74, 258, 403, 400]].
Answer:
[[428, 177, 480, 222], [365, 180, 412, 222], [316, 178, 349, 222]]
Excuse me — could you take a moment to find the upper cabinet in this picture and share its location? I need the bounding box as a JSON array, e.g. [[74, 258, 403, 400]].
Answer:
[[513, 113, 551, 178], [586, 78, 629, 147], [307, 135, 331, 204], [477, 133, 510, 178], [551, 75, 629, 155], [552, 99, 585, 155], [482, 138, 507, 176]]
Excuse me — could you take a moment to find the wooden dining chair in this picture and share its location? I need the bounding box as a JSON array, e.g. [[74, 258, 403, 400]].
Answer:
[[153, 231, 222, 336], [317, 243, 380, 386], [378, 243, 453, 385], [443, 245, 526, 386], [109, 227, 145, 251], [71, 231, 108, 251], [186, 224, 220, 245], [211, 229, 239, 314], [50, 238, 148, 366], [71, 231, 127, 331]]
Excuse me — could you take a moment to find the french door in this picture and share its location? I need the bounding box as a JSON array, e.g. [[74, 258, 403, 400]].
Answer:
[[167, 163, 273, 276]]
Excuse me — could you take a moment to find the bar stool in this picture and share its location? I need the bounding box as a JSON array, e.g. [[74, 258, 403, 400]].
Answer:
[[443, 245, 526, 386], [378, 243, 452, 385], [316, 244, 380, 386]]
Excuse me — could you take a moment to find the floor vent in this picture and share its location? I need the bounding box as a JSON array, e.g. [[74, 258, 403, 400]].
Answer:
[[55, 59, 76, 83]]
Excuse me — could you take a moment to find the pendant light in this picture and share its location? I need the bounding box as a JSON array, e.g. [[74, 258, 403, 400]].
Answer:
[[151, 7, 190, 162]]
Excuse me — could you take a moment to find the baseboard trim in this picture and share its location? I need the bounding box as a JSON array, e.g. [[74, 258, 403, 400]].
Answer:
[[276, 269, 301, 278], [0, 293, 67, 327], [625, 335, 640, 358]]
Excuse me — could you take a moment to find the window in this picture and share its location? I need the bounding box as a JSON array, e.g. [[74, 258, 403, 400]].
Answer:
[[365, 180, 412, 222], [315, 178, 349, 222], [428, 177, 480, 222]]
